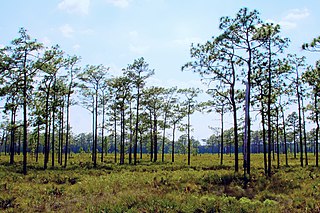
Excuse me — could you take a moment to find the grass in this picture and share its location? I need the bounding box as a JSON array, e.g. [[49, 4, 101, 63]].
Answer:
[[1, 153, 320, 212]]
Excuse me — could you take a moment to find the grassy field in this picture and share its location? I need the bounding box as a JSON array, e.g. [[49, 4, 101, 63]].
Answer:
[[1, 153, 320, 212]]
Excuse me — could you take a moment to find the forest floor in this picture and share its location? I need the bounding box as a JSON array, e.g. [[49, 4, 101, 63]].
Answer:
[[1, 153, 320, 212]]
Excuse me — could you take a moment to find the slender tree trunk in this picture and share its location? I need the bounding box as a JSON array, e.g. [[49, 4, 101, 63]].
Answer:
[[94, 90, 98, 167], [120, 107, 125, 165], [267, 41, 272, 177], [220, 105, 224, 165], [172, 122, 176, 163], [64, 93, 71, 168], [153, 112, 158, 162], [246, 48, 252, 176], [297, 74, 304, 167], [276, 108, 280, 169], [44, 89, 51, 170], [315, 93, 319, 167], [22, 53, 28, 175], [47, 113, 52, 166], [261, 107, 267, 175], [51, 83, 56, 168], [134, 88, 140, 165], [187, 103, 191, 166], [114, 110, 117, 163], [58, 116, 61, 165], [51, 110, 55, 168], [129, 102, 132, 164], [302, 97, 308, 166], [150, 110, 153, 162], [101, 96, 105, 163], [60, 104, 64, 165], [10, 110, 16, 164], [281, 107, 288, 166], [162, 113, 167, 162], [272, 131, 275, 161], [293, 124, 297, 159], [230, 65, 239, 172], [244, 81, 250, 176], [36, 123, 40, 162]]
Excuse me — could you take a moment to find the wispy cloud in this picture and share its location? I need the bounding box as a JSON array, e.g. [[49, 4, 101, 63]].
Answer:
[[129, 44, 150, 55], [284, 8, 310, 21], [106, 0, 131, 8], [73, 44, 81, 51], [59, 24, 75, 38], [268, 8, 310, 30], [127, 30, 150, 54], [58, 0, 90, 15]]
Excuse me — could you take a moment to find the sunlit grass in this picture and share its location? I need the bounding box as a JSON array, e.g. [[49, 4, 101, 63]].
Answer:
[[0, 152, 320, 212]]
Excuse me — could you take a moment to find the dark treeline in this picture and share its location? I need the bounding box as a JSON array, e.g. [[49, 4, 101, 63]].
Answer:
[[0, 8, 319, 178]]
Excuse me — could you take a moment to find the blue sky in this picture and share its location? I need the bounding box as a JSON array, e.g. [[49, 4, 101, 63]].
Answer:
[[1, 0, 319, 140]]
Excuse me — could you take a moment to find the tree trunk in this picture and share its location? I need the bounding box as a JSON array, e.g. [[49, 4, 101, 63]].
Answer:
[[220, 105, 224, 165], [150, 110, 153, 162], [315, 93, 319, 167], [162, 113, 167, 162], [297, 71, 304, 167], [94, 90, 98, 167], [114, 110, 117, 163], [64, 92, 71, 168], [172, 122, 176, 163], [261, 107, 267, 175], [153, 112, 158, 162], [44, 89, 51, 170], [134, 88, 140, 165], [129, 102, 133, 164], [10, 109, 16, 164], [281, 107, 288, 166], [51, 82, 56, 168], [36, 123, 40, 163], [293, 124, 297, 159], [139, 131, 143, 159], [244, 81, 250, 176], [187, 103, 191, 166], [302, 97, 308, 166], [60, 104, 64, 165], [101, 95, 105, 163], [276, 108, 280, 169]]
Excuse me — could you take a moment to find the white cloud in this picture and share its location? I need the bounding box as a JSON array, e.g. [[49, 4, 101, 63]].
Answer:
[[58, 0, 90, 15], [268, 8, 310, 30], [129, 44, 150, 54], [284, 8, 310, 21], [73, 44, 81, 50], [106, 0, 131, 8], [60, 24, 74, 38], [278, 21, 297, 30], [127, 30, 150, 54]]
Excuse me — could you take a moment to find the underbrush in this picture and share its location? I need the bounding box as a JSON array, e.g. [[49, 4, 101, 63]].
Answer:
[[0, 153, 320, 212]]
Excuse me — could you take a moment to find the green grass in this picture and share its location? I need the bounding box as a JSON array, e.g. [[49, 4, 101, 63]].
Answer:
[[1, 153, 320, 212]]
